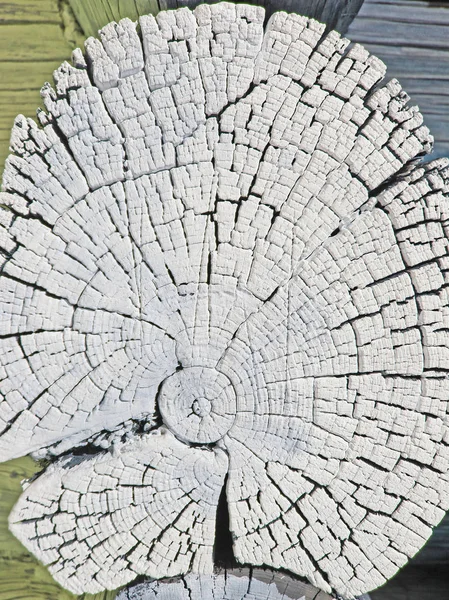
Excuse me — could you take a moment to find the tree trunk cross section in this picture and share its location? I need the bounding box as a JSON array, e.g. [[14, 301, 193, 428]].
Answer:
[[0, 3, 449, 600]]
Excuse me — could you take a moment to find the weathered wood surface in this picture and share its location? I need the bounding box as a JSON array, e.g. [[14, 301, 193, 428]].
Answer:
[[346, 9, 449, 571], [68, 0, 363, 37], [0, 0, 363, 180], [1, 3, 449, 600], [115, 569, 344, 600], [0, 457, 118, 600], [1, 2, 449, 600], [347, 0, 449, 160], [115, 566, 449, 600]]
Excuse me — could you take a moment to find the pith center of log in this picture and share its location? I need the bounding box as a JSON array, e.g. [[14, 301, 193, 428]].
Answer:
[[158, 367, 237, 444]]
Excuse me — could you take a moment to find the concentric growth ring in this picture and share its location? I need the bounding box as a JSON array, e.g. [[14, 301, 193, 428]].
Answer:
[[158, 367, 237, 444], [2, 4, 449, 599]]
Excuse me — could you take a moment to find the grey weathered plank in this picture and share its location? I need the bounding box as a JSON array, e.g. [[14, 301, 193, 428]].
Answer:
[[371, 565, 449, 600], [115, 568, 356, 600]]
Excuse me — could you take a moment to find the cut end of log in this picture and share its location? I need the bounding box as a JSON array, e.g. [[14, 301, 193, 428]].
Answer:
[[0, 3, 449, 599]]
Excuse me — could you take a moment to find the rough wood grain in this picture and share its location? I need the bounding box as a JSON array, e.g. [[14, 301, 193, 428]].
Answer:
[[347, 0, 449, 160], [1, 3, 449, 600], [0, 457, 117, 600], [115, 568, 345, 600], [68, 0, 363, 38]]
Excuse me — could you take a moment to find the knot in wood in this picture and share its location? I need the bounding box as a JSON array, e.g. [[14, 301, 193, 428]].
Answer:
[[158, 367, 236, 444]]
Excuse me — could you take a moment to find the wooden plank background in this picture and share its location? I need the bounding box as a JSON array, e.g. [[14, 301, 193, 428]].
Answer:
[[0, 1, 449, 599]]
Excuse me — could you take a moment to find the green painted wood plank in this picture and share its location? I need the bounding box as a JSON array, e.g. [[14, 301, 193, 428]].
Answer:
[[1, 60, 72, 91], [0, 92, 42, 136], [0, 458, 40, 561], [0, 0, 84, 177], [0, 0, 77, 179], [0, 23, 74, 61], [0, 556, 119, 600], [0, 0, 60, 24]]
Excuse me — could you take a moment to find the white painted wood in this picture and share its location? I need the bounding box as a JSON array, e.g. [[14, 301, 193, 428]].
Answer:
[[161, 0, 364, 33], [10, 430, 228, 593], [0, 3, 449, 599], [115, 568, 341, 600]]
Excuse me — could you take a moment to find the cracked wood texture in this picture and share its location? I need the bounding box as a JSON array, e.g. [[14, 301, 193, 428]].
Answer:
[[67, 0, 364, 38], [0, 0, 363, 179], [0, 4, 376, 600], [115, 568, 364, 600], [0, 458, 117, 600], [1, 3, 449, 600]]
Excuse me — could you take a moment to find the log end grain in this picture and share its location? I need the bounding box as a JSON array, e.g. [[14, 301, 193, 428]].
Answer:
[[0, 4, 448, 599]]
